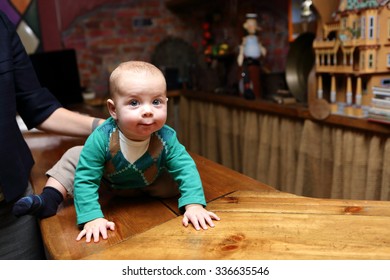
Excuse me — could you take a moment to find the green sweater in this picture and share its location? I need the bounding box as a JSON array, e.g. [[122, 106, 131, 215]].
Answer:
[[74, 117, 206, 225]]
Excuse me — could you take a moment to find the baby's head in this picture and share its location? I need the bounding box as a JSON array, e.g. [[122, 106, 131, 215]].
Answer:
[[107, 61, 168, 141], [109, 61, 166, 99]]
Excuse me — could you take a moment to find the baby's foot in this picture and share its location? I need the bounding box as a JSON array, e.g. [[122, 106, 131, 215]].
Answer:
[[12, 195, 44, 217], [12, 187, 63, 218]]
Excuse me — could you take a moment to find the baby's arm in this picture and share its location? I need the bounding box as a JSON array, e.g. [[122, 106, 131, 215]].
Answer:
[[76, 218, 115, 243], [74, 127, 113, 243], [182, 204, 220, 230]]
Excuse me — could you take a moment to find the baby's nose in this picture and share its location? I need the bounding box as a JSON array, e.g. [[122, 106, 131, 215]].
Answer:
[[142, 104, 153, 117]]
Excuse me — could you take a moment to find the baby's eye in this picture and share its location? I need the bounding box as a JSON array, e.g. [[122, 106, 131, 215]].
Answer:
[[129, 100, 140, 107], [152, 99, 162, 106]]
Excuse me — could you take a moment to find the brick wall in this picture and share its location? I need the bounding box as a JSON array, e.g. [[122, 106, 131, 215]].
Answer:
[[61, 0, 289, 96], [62, 0, 198, 96]]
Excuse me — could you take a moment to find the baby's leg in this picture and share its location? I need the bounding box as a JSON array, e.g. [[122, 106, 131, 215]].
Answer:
[[45, 145, 83, 197], [12, 146, 83, 218]]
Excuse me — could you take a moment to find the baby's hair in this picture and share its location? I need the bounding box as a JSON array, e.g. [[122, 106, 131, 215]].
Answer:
[[109, 61, 165, 97]]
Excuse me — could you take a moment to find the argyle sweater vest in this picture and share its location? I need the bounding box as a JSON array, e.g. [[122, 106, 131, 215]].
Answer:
[[74, 117, 206, 224]]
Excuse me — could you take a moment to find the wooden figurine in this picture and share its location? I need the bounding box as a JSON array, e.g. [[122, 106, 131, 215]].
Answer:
[[237, 13, 267, 99]]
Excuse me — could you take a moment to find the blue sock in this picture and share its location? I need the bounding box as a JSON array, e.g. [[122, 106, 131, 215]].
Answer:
[[12, 186, 63, 218]]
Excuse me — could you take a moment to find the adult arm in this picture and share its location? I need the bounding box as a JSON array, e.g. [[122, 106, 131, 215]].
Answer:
[[2, 11, 103, 137], [37, 107, 104, 137]]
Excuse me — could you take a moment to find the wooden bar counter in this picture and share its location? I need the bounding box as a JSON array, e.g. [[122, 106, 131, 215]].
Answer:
[[84, 190, 390, 260], [24, 132, 271, 259], [25, 133, 390, 260]]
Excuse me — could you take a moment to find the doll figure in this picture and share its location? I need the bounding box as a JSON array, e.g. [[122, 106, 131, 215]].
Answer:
[[237, 13, 266, 99], [237, 13, 266, 67]]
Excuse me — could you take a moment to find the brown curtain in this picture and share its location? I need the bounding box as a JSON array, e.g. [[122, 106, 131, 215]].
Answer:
[[179, 97, 390, 201], [295, 121, 390, 200], [166, 97, 177, 129]]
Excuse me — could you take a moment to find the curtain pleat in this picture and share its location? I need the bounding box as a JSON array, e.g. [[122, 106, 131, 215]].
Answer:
[[179, 97, 390, 200], [380, 140, 390, 200]]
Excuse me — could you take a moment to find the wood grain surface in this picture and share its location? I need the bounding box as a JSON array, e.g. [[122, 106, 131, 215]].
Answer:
[[83, 191, 390, 260]]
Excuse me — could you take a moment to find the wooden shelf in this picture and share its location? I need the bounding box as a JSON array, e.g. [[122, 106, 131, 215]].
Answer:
[[182, 90, 390, 135]]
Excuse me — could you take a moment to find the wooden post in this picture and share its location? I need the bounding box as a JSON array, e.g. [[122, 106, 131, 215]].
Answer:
[[345, 76, 353, 115], [330, 75, 338, 113], [317, 75, 323, 99], [330, 75, 336, 103], [354, 76, 363, 117], [356, 76, 362, 106]]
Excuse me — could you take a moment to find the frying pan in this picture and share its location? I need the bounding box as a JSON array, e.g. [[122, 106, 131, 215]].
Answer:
[[285, 32, 315, 103]]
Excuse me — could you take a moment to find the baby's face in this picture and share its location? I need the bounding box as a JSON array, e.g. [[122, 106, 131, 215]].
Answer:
[[110, 72, 167, 141]]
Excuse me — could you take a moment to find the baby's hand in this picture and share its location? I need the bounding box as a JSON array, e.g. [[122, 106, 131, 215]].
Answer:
[[182, 204, 220, 230], [76, 217, 115, 243]]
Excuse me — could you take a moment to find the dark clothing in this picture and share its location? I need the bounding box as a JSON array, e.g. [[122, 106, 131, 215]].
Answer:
[[0, 11, 62, 202], [0, 183, 45, 259]]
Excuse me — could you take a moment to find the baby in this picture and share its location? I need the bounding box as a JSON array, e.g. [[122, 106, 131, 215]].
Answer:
[[14, 61, 220, 242]]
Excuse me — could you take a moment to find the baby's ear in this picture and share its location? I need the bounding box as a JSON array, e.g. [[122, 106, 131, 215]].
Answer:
[[107, 99, 117, 120]]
